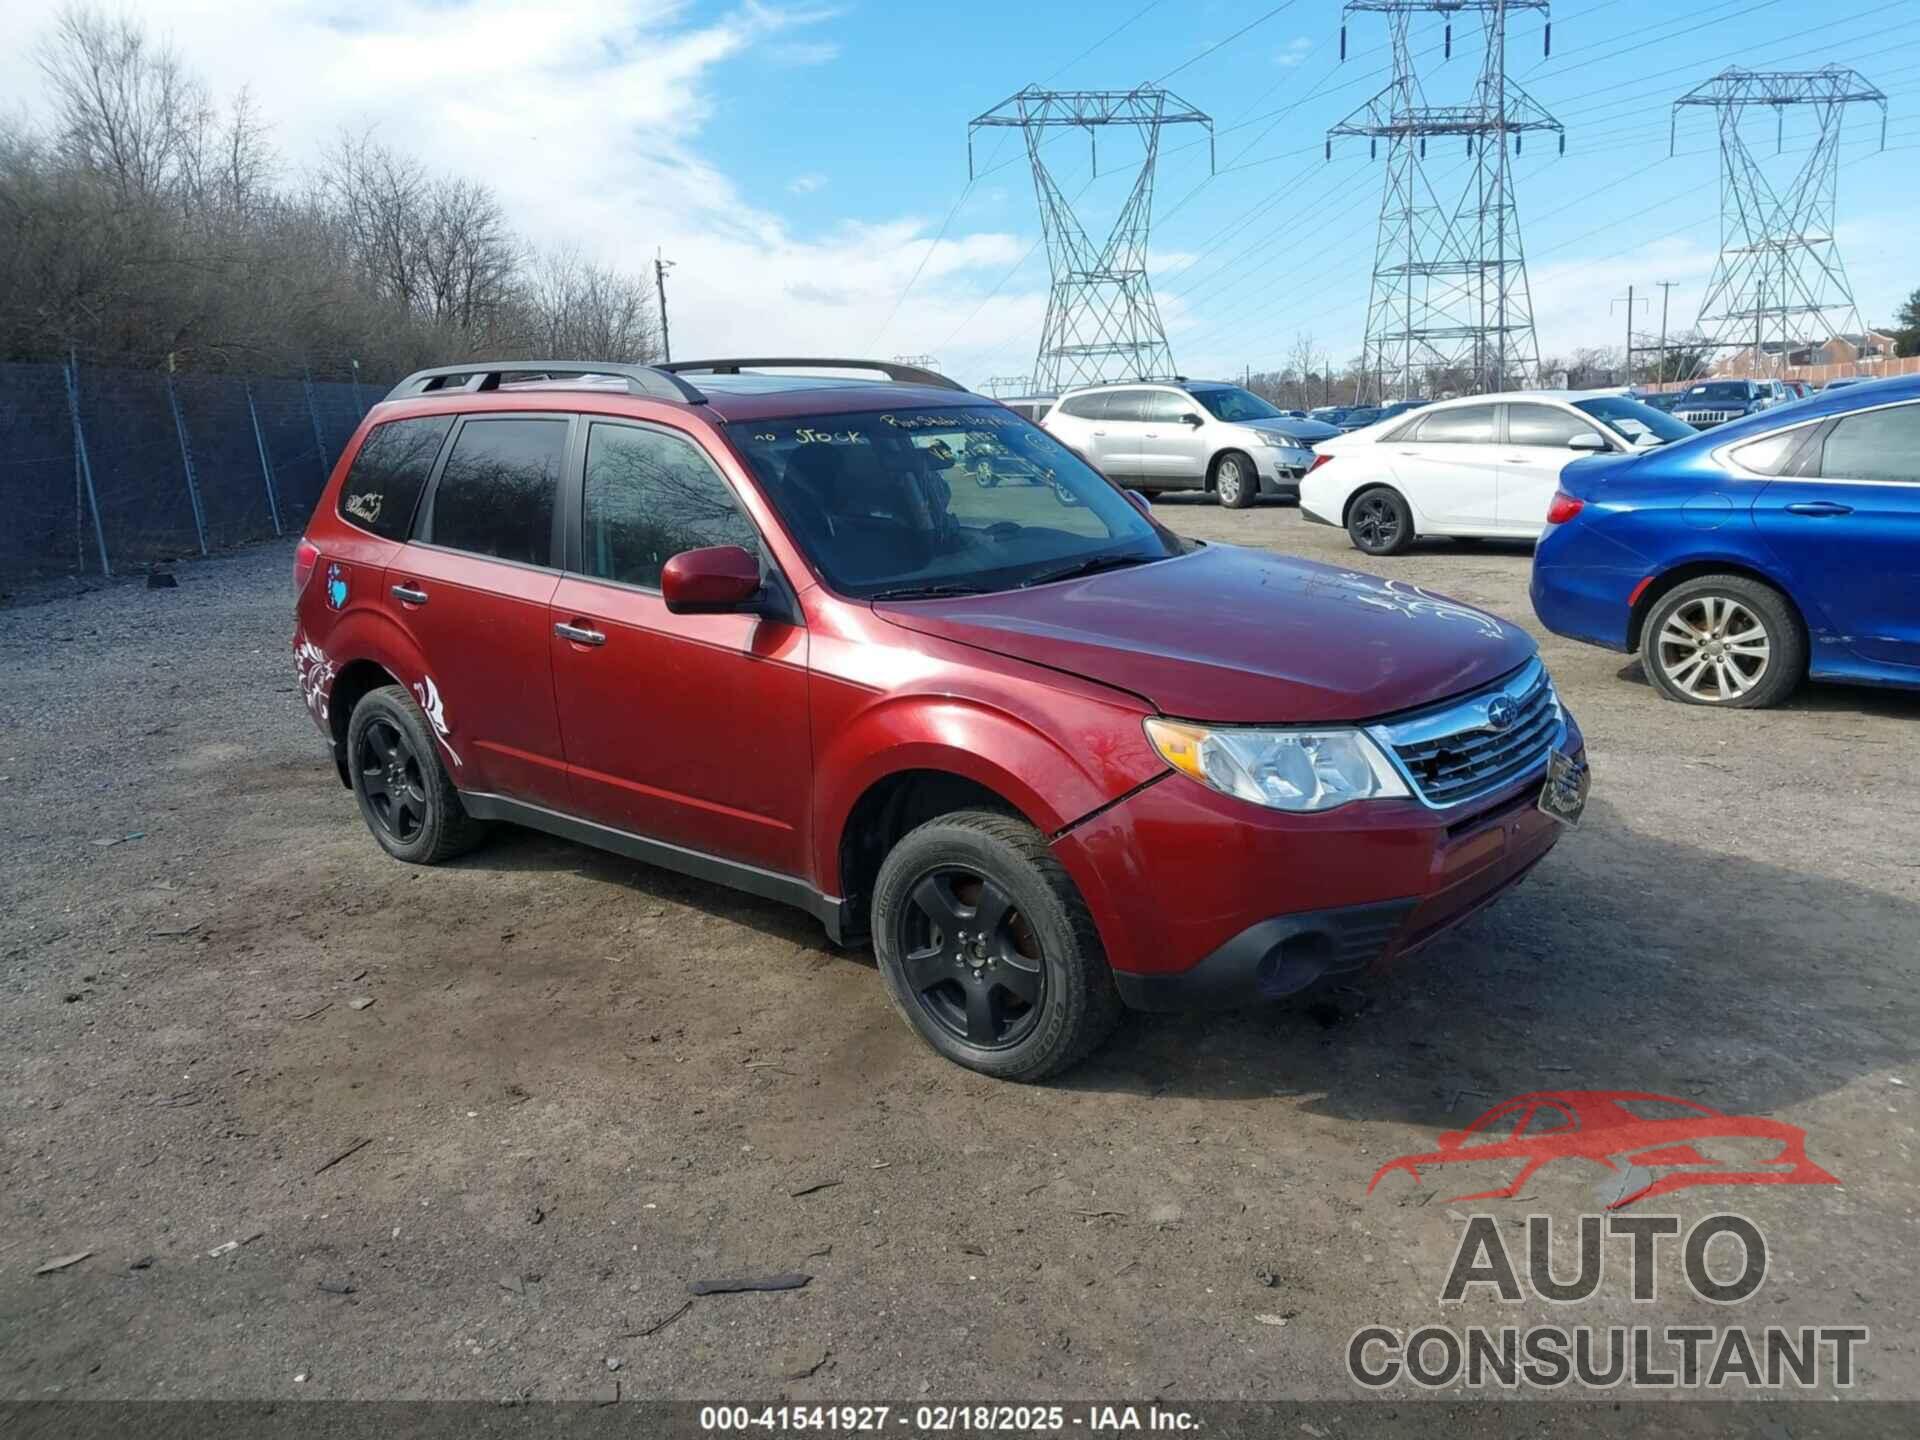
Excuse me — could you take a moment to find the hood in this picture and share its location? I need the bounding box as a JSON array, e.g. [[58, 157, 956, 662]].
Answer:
[[873, 545, 1536, 724], [1240, 416, 1341, 443]]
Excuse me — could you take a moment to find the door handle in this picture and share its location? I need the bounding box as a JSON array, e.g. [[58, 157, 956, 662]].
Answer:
[[554, 621, 606, 647], [1785, 501, 1853, 517], [1092, 430, 1108, 437], [390, 583, 428, 605]]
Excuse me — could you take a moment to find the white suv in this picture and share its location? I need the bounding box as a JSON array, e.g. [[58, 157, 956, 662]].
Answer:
[[1041, 380, 1337, 509]]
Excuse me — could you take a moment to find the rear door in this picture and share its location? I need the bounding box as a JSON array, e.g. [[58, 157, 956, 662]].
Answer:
[[1087, 388, 1152, 482], [1499, 402, 1610, 533], [548, 417, 811, 874], [1750, 397, 1920, 671], [1388, 403, 1501, 529], [1137, 388, 1207, 487], [384, 414, 573, 808]]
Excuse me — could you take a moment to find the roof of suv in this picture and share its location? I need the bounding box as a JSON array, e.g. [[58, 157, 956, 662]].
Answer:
[[380, 358, 995, 425]]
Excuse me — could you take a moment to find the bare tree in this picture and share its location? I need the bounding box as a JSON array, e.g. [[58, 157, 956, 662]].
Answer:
[[522, 248, 659, 362], [38, 5, 207, 201]]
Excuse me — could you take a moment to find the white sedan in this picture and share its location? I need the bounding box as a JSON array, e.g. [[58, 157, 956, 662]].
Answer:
[[1298, 390, 1695, 556]]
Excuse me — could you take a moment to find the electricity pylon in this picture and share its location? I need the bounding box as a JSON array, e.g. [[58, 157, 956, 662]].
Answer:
[[1328, 1, 1563, 401], [1672, 66, 1887, 374], [970, 86, 1213, 393]]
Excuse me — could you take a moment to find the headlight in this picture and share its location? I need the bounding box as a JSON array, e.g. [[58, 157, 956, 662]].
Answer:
[[1144, 717, 1409, 812], [1253, 432, 1303, 449]]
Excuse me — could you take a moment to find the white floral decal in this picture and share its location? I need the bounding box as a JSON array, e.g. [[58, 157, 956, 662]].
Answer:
[[294, 633, 337, 724], [411, 675, 462, 768], [1330, 572, 1508, 641]]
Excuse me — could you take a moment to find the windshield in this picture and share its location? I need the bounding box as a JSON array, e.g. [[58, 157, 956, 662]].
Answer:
[[728, 406, 1180, 599], [1683, 382, 1752, 402], [1191, 386, 1283, 422], [1574, 396, 1697, 446]]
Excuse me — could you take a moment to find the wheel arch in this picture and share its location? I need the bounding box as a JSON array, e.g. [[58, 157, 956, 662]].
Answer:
[[1206, 446, 1254, 490], [1626, 560, 1810, 655], [1341, 478, 1408, 527], [326, 659, 401, 785], [834, 769, 1032, 944], [812, 695, 1161, 941]]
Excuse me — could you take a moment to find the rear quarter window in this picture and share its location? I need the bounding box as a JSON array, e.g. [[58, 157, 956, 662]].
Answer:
[[337, 415, 454, 539]]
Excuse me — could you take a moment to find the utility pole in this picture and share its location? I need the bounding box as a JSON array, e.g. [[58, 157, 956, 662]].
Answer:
[[654, 249, 676, 363], [1655, 280, 1678, 383], [1612, 286, 1646, 386]]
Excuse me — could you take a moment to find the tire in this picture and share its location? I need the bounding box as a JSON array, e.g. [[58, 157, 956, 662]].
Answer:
[[1640, 574, 1804, 709], [871, 811, 1123, 1082], [1213, 451, 1256, 509], [1347, 485, 1415, 556], [346, 684, 488, 863]]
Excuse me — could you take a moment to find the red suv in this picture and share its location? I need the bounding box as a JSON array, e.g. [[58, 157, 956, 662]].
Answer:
[[294, 358, 1588, 1080]]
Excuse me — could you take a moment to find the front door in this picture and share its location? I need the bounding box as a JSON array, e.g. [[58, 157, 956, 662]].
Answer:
[[1499, 403, 1607, 533], [384, 413, 573, 810], [1390, 403, 1502, 529], [1137, 388, 1208, 486], [549, 418, 812, 875], [1751, 398, 1920, 672]]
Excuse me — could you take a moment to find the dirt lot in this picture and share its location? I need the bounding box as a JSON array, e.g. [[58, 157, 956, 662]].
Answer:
[[3, 499, 1918, 1411]]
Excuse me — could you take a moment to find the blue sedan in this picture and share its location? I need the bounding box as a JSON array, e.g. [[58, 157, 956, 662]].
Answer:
[[1530, 374, 1920, 707]]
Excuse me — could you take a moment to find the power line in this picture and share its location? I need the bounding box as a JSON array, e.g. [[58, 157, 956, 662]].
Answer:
[[1156, 1, 1304, 85]]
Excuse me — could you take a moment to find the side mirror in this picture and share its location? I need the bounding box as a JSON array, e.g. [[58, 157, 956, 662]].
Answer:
[[1181, 412, 1204, 427], [1566, 432, 1607, 452], [1125, 489, 1153, 515], [662, 545, 762, 614]]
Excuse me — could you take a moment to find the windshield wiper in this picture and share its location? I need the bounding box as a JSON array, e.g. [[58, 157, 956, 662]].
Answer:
[[869, 582, 992, 601], [1020, 552, 1158, 588]]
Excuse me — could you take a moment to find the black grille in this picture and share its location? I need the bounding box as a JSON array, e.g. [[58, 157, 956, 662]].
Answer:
[[1389, 670, 1559, 807]]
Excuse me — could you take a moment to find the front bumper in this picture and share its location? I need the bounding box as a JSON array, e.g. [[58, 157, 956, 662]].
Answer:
[[1256, 446, 1313, 495], [1052, 713, 1585, 1010]]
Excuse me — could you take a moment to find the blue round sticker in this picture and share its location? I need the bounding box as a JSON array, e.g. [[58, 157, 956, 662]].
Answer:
[[325, 563, 348, 610]]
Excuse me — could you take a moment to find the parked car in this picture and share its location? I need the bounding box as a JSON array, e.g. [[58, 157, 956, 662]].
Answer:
[[1373, 399, 1429, 424], [1635, 390, 1688, 414], [1670, 378, 1780, 428], [1531, 373, 1920, 708], [1042, 379, 1338, 508], [1299, 390, 1697, 555], [998, 395, 1055, 423], [1820, 377, 1867, 393], [295, 356, 1586, 1079], [1310, 406, 1354, 426]]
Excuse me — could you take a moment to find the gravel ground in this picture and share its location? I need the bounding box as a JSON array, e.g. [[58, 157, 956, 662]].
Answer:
[[2, 500, 1917, 1414]]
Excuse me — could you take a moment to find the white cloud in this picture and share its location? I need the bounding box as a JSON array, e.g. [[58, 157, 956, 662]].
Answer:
[[1275, 36, 1313, 67], [787, 171, 828, 194], [0, 0, 1034, 383], [765, 39, 840, 65]]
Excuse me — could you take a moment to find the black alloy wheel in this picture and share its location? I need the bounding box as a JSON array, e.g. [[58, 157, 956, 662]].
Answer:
[[894, 867, 1046, 1049], [1347, 486, 1414, 556], [355, 715, 431, 844]]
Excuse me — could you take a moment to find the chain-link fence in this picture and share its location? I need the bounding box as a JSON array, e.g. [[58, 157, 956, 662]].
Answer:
[[0, 357, 383, 590]]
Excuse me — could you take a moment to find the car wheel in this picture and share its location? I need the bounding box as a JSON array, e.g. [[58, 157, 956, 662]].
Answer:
[[871, 811, 1122, 1082], [1213, 451, 1256, 509], [346, 684, 487, 863], [1347, 485, 1415, 556], [1641, 575, 1804, 709]]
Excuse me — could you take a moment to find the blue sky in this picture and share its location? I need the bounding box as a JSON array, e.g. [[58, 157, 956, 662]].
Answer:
[[5, 0, 1916, 387]]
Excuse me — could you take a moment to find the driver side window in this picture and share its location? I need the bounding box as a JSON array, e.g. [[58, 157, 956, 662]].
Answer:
[[1145, 390, 1191, 423], [581, 422, 758, 590], [1507, 404, 1603, 449]]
